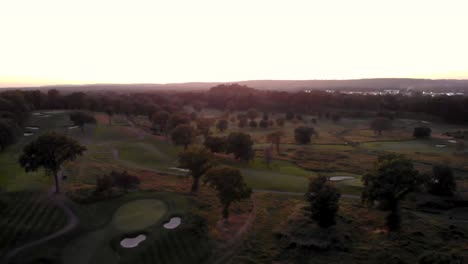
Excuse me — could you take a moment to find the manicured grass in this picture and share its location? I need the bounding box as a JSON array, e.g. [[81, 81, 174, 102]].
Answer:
[[113, 199, 168, 231], [0, 191, 68, 257]]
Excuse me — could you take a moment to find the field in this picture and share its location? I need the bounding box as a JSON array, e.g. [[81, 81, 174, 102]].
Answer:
[[1, 109, 468, 263]]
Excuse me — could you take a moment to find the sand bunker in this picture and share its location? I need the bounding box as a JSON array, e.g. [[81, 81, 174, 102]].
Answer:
[[68, 126, 79, 129], [39, 115, 51, 118], [24, 132, 34, 137], [448, 140, 457, 143], [25, 126, 39, 130], [435, 145, 447, 148], [421, 121, 430, 124], [163, 217, 181, 229], [168, 167, 190, 173], [120, 234, 146, 248], [329, 176, 355, 181]]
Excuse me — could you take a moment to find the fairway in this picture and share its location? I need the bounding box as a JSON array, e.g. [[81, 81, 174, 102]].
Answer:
[[113, 199, 168, 231]]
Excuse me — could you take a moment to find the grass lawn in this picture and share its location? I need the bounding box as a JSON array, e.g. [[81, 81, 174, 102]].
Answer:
[[0, 191, 68, 257]]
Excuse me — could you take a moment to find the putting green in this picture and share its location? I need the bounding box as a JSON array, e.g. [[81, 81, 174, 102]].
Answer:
[[113, 199, 167, 231]]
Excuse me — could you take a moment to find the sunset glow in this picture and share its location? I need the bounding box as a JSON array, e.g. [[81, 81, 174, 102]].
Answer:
[[1, 0, 467, 87]]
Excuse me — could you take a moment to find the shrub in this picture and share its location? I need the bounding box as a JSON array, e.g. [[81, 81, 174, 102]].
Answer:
[[414, 127, 432, 138]]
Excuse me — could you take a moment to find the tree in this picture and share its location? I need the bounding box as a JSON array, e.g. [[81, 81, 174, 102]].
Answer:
[[171, 124, 196, 149], [362, 154, 420, 231], [305, 175, 341, 228], [216, 119, 228, 132], [249, 120, 258, 128], [204, 136, 227, 153], [151, 110, 170, 134], [167, 112, 190, 131], [259, 119, 269, 129], [0, 119, 20, 151], [428, 165, 456, 196], [285, 111, 294, 120], [264, 146, 273, 168], [238, 117, 248, 128], [294, 126, 316, 144], [247, 108, 258, 120], [413, 127, 432, 138], [196, 118, 213, 138], [19, 132, 86, 193], [267, 131, 284, 154], [370, 117, 393, 135], [262, 112, 269, 121], [69, 111, 96, 134], [179, 145, 214, 193], [203, 165, 251, 221], [331, 113, 341, 123], [276, 118, 285, 127], [105, 108, 113, 125], [226, 132, 254, 161]]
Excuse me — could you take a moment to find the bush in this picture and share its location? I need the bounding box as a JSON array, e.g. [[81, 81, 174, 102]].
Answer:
[[414, 127, 432, 138], [294, 126, 316, 144], [249, 120, 258, 128], [259, 119, 269, 128], [204, 136, 227, 153], [112, 171, 140, 190], [428, 165, 456, 196], [418, 252, 463, 264]]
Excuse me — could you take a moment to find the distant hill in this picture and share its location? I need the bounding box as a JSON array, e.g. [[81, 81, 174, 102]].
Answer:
[[2, 78, 468, 93]]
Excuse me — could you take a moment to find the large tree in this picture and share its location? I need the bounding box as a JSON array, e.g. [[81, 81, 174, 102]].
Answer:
[[266, 131, 284, 154], [178, 145, 215, 193], [305, 175, 341, 228], [216, 119, 228, 132], [370, 117, 393, 135], [203, 165, 251, 221], [362, 154, 420, 231], [226, 132, 254, 161], [69, 111, 96, 134], [171, 124, 196, 149], [246, 108, 258, 121], [151, 110, 170, 134], [204, 136, 227, 153], [0, 119, 20, 151], [19, 132, 86, 193], [105, 108, 113, 125], [294, 126, 316, 144]]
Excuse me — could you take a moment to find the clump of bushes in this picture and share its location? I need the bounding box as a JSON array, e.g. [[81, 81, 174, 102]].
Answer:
[[96, 171, 140, 193]]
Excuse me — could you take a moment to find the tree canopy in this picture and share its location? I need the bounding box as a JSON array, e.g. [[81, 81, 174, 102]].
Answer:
[[294, 126, 316, 144], [226, 132, 254, 161], [305, 175, 341, 228], [171, 124, 196, 149], [203, 165, 251, 220], [178, 145, 215, 193], [362, 154, 420, 231], [19, 132, 86, 193]]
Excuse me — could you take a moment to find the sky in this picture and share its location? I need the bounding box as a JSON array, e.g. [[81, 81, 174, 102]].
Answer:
[[1, 0, 468, 87]]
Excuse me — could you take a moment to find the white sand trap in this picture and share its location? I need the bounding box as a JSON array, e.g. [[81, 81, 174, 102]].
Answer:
[[421, 121, 430, 124], [68, 126, 79, 130], [448, 140, 457, 143], [168, 167, 190, 173], [26, 126, 39, 130], [163, 217, 181, 229], [435, 145, 447, 148], [329, 176, 355, 181], [32, 113, 42, 116], [120, 234, 146, 248], [39, 115, 51, 118], [24, 132, 34, 137]]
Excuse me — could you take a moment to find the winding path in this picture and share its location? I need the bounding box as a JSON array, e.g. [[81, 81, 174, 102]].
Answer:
[[2, 184, 79, 264]]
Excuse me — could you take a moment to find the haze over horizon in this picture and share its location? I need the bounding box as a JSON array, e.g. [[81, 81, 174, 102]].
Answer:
[[1, 0, 468, 88]]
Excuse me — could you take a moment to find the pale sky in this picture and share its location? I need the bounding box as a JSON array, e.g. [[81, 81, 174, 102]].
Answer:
[[1, 0, 467, 87]]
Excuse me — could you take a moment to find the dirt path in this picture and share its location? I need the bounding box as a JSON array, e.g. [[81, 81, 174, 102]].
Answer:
[[207, 194, 258, 264], [3, 182, 79, 264]]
